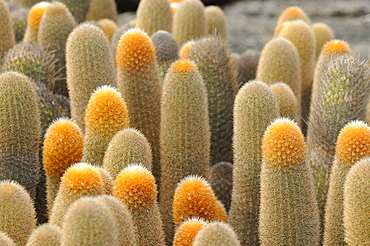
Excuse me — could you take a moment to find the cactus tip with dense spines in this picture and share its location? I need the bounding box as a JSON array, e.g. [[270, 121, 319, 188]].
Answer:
[[26, 223, 61, 246], [102, 128, 153, 177], [27, 2, 50, 30], [113, 164, 158, 210], [274, 6, 310, 36], [320, 39, 350, 57], [0, 180, 37, 246], [262, 118, 305, 168], [173, 218, 207, 246], [98, 18, 117, 41], [60, 163, 103, 194], [151, 30, 179, 62], [116, 28, 156, 72], [173, 175, 222, 228], [43, 118, 83, 179], [84, 85, 129, 130], [193, 221, 241, 246], [335, 120, 370, 167], [0, 231, 15, 246], [343, 157, 370, 245], [61, 196, 119, 246], [178, 40, 194, 59]]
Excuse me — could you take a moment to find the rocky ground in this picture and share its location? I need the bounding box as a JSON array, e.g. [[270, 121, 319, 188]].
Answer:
[[223, 0, 370, 59], [119, 0, 370, 60]]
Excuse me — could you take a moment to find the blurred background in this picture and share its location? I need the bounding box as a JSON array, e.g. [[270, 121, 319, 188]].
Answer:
[[116, 0, 370, 59]]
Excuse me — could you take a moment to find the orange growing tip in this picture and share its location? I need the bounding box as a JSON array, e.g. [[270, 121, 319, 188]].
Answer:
[[321, 39, 350, 56], [28, 2, 51, 29], [262, 118, 306, 168], [335, 120, 370, 167], [173, 176, 219, 227], [284, 6, 305, 16], [116, 28, 156, 71], [170, 59, 196, 74], [179, 41, 194, 59], [173, 218, 207, 246], [85, 85, 129, 129], [43, 118, 83, 178], [112, 164, 157, 209], [61, 163, 104, 193]]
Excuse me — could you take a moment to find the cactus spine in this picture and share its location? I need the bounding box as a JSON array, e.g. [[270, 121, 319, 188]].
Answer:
[[0, 0, 15, 68], [259, 118, 320, 246], [188, 36, 238, 165], [49, 163, 105, 226], [0, 71, 41, 199], [116, 28, 162, 187], [228, 80, 279, 246], [58, 0, 91, 23], [42, 118, 83, 213], [85, 0, 117, 22], [10, 7, 29, 43], [61, 196, 119, 246], [66, 23, 117, 134], [173, 176, 227, 228], [113, 164, 165, 246], [204, 5, 228, 40], [323, 121, 370, 246], [236, 49, 260, 86], [270, 82, 299, 122], [23, 2, 50, 44], [276, 20, 316, 132], [173, 218, 207, 246], [311, 22, 334, 60], [95, 195, 138, 246], [193, 221, 241, 246], [151, 30, 179, 83], [98, 18, 117, 41], [103, 128, 152, 178], [0, 232, 15, 246], [159, 59, 211, 244], [210, 162, 233, 212], [135, 0, 172, 36], [256, 37, 301, 123], [82, 85, 129, 166], [37, 1, 77, 96], [306, 52, 370, 224], [0, 180, 37, 246], [172, 0, 205, 46], [274, 6, 311, 36], [26, 223, 61, 246], [343, 157, 370, 245]]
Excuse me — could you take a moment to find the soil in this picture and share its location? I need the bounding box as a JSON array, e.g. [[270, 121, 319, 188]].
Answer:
[[223, 0, 370, 59]]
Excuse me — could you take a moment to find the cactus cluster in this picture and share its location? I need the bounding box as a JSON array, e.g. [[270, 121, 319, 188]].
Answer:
[[0, 2, 369, 246]]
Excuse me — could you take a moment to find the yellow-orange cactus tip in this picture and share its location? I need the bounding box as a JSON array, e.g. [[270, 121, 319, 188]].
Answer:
[[173, 176, 219, 227], [179, 41, 194, 59], [43, 118, 83, 178], [262, 118, 306, 168], [116, 28, 156, 71], [61, 163, 103, 192], [321, 39, 350, 56], [170, 59, 196, 73], [113, 164, 157, 209], [173, 218, 207, 246], [28, 2, 50, 29], [335, 121, 370, 167], [85, 85, 129, 128], [283, 6, 305, 16]]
